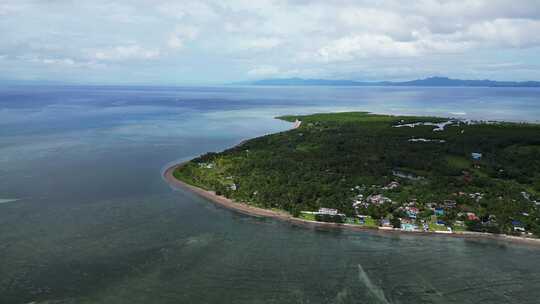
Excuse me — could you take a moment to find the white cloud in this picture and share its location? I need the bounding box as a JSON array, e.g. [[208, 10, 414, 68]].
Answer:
[[402, 0, 540, 22], [245, 65, 319, 79], [234, 37, 282, 51], [460, 18, 540, 48], [41, 58, 76, 65], [247, 65, 280, 77], [338, 7, 425, 40], [167, 36, 185, 50], [157, 1, 218, 21], [0, 2, 28, 16], [2, 0, 540, 82], [17, 55, 106, 69], [167, 25, 199, 49], [223, 20, 259, 33], [92, 45, 160, 61], [307, 33, 452, 63], [39, 58, 105, 69], [302, 14, 540, 63], [318, 34, 420, 61]]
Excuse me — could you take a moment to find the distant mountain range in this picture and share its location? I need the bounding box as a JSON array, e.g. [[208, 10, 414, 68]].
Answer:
[[236, 76, 540, 87]]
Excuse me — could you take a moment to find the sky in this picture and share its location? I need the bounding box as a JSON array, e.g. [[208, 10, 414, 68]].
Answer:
[[1, 0, 540, 85]]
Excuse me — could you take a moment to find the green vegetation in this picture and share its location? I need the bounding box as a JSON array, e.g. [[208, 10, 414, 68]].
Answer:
[[428, 218, 449, 232], [299, 212, 316, 221], [363, 217, 379, 228], [175, 112, 540, 236]]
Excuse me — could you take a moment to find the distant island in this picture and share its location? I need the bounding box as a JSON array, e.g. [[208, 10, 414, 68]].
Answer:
[[166, 112, 540, 242], [235, 76, 540, 87]]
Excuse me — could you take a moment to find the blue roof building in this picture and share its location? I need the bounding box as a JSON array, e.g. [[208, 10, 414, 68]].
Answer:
[[471, 152, 482, 160], [401, 223, 418, 231], [434, 208, 444, 216]]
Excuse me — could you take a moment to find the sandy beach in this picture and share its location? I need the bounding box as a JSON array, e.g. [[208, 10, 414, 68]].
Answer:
[[164, 163, 540, 246]]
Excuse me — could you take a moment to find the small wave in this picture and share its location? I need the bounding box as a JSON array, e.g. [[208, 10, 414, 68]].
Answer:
[[358, 264, 390, 304], [0, 198, 20, 204]]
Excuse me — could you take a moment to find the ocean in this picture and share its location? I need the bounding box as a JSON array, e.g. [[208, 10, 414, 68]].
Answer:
[[1, 85, 539, 303]]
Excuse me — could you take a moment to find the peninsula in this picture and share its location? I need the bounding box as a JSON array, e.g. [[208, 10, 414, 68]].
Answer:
[[167, 112, 540, 241]]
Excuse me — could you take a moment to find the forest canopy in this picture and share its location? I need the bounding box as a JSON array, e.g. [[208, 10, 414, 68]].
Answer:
[[174, 112, 540, 236]]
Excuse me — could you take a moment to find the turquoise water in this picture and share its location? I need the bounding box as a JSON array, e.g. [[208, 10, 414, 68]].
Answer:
[[1, 85, 539, 303]]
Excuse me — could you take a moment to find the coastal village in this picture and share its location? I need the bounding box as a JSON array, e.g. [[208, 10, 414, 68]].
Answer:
[[298, 150, 536, 236], [298, 179, 522, 235], [176, 112, 540, 239], [196, 151, 538, 237], [292, 119, 539, 236]]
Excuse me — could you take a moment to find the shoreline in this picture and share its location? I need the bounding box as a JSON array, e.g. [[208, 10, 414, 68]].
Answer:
[[163, 163, 540, 247]]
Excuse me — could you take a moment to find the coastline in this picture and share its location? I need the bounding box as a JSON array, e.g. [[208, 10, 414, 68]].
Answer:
[[163, 163, 540, 247]]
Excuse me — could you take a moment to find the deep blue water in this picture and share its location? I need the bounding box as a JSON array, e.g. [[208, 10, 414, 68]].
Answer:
[[1, 85, 540, 303]]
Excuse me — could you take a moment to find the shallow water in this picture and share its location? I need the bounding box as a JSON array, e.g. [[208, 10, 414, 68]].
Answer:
[[1, 85, 539, 303]]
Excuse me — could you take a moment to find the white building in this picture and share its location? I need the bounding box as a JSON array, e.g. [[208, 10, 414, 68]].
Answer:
[[318, 208, 338, 215]]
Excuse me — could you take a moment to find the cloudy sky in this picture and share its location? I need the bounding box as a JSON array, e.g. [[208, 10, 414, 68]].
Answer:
[[1, 0, 540, 84]]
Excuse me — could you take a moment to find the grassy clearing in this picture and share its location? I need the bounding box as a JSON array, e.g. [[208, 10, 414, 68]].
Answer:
[[299, 212, 316, 221], [452, 225, 467, 232], [363, 217, 379, 228], [446, 155, 471, 170], [428, 218, 449, 232]]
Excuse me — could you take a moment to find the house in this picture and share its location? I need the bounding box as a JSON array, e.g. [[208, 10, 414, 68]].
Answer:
[[357, 215, 367, 224], [198, 162, 215, 169], [229, 183, 237, 191], [392, 170, 423, 180], [366, 194, 392, 205], [404, 199, 418, 207], [315, 208, 346, 223], [318, 208, 338, 215], [521, 192, 540, 205], [352, 200, 364, 208], [382, 181, 400, 190], [352, 194, 365, 208], [401, 218, 413, 224], [467, 212, 479, 221], [471, 152, 482, 160], [405, 207, 419, 219], [469, 192, 484, 202], [401, 223, 419, 231], [512, 220, 526, 232], [406, 212, 417, 219], [381, 219, 392, 228], [443, 200, 457, 208], [426, 202, 437, 209]]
